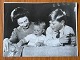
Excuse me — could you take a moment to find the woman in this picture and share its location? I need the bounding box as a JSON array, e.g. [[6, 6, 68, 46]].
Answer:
[[3, 7, 34, 56]]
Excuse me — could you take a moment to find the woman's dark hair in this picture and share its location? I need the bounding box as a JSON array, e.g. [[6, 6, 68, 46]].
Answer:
[[11, 7, 29, 22]]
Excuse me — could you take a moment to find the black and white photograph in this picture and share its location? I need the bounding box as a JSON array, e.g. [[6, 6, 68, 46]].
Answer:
[[3, 2, 78, 57]]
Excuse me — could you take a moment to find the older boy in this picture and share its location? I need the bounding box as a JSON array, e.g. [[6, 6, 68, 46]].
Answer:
[[45, 9, 76, 46]]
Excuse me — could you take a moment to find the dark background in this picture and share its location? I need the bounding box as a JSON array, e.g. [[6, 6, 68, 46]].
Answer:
[[4, 3, 76, 38]]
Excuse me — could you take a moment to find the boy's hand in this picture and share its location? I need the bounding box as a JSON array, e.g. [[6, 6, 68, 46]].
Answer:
[[35, 42, 44, 47], [35, 42, 41, 47], [59, 35, 69, 44], [71, 36, 76, 46]]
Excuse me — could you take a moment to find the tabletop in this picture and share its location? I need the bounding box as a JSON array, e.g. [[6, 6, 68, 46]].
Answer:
[[22, 46, 77, 57]]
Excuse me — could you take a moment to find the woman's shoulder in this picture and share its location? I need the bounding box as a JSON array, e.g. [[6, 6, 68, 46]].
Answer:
[[29, 22, 34, 28], [12, 26, 21, 32]]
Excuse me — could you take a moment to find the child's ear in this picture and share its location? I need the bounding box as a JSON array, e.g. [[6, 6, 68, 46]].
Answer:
[[61, 20, 65, 25], [42, 29, 45, 33]]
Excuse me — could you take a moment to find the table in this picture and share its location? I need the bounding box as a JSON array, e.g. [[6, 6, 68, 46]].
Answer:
[[22, 46, 78, 57]]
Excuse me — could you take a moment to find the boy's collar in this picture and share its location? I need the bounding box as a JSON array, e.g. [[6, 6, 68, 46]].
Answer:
[[59, 25, 65, 32]]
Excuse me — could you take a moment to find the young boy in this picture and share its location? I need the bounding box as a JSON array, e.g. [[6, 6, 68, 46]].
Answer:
[[16, 21, 46, 47], [45, 9, 76, 46]]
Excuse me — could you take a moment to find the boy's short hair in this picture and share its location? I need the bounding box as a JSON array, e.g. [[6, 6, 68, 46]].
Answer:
[[34, 20, 46, 29], [49, 8, 67, 24], [56, 15, 67, 22]]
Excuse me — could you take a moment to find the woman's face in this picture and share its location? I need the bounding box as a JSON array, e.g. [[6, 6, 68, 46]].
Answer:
[[17, 16, 29, 27]]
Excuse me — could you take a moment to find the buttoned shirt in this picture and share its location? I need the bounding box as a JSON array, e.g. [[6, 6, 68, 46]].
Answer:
[[45, 25, 75, 46]]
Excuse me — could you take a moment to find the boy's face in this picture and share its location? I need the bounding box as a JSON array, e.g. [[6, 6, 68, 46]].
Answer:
[[33, 25, 43, 36], [17, 16, 29, 27], [50, 20, 63, 32]]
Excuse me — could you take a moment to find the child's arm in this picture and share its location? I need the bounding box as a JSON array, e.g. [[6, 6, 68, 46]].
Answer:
[[17, 38, 26, 47], [45, 34, 69, 46], [59, 35, 69, 44], [60, 26, 76, 45], [17, 35, 31, 47], [59, 34, 76, 46]]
